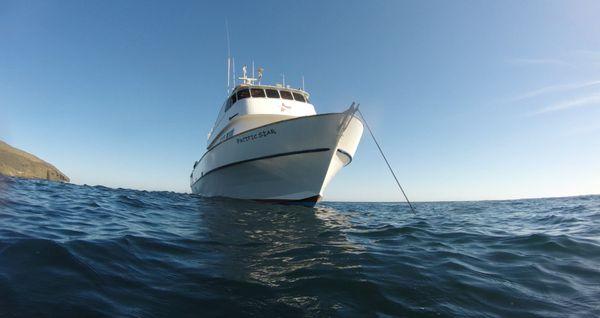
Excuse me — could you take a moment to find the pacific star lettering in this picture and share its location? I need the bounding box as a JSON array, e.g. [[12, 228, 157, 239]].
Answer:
[[236, 128, 277, 144]]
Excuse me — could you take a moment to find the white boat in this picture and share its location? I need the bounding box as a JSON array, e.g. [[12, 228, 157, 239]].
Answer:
[[190, 66, 363, 206]]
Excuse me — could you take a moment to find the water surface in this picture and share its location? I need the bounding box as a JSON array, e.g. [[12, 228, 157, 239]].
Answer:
[[1, 177, 599, 317]]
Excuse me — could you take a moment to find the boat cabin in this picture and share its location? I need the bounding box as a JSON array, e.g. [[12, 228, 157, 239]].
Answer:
[[207, 83, 317, 148]]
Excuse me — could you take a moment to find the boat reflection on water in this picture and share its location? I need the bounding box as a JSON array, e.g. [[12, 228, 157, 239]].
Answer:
[[196, 198, 367, 312]]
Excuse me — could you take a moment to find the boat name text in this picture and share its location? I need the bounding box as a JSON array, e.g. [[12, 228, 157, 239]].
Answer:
[[237, 129, 277, 144]]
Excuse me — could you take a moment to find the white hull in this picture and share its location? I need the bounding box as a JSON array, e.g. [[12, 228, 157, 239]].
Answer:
[[191, 111, 363, 206]]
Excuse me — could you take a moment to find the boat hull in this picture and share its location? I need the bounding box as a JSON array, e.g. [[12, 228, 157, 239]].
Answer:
[[190, 112, 363, 206]]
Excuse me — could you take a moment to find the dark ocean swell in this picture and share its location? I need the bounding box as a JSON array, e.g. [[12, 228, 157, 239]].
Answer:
[[1, 176, 599, 317]]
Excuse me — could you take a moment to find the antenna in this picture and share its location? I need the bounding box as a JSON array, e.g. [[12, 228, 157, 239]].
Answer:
[[252, 61, 255, 79], [225, 20, 231, 92], [257, 67, 263, 85], [227, 59, 231, 92], [238, 64, 258, 85], [282, 73, 286, 87], [232, 57, 236, 87], [302, 75, 305, 91]]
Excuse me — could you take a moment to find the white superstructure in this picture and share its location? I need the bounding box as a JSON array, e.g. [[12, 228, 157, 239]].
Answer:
[[190, 66, 363, 206]]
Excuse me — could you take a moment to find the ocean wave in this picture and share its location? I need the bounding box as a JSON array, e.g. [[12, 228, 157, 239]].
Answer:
[[0, 177, 599, 317]]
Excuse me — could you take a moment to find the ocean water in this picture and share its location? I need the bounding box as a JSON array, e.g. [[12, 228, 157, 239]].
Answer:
[[0, 177, 599, 317]]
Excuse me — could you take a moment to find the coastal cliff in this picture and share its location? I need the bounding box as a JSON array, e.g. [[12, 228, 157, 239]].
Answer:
[[0, 140, 69, 182]]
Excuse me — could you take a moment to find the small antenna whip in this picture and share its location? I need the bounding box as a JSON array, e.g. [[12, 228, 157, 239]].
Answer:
[[227, 58, 231, 92], [225, 20, 231, 92], [357, 108, 416, 213], [302, 75, 305, 91]]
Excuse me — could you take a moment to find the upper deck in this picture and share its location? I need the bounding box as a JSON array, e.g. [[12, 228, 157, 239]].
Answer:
[[207, 84, 317, 148], [226, 84, 311, 108]]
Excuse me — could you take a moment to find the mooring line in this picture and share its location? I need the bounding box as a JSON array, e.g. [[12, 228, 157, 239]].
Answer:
[[356, 107, 416, 213]]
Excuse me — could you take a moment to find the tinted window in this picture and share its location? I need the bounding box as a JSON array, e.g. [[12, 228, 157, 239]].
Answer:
[[250, 88, 265, 97], [237, 89, 250, 100], [279, 90, 293, 100], [231, 94, 237, 103], [265, 89, 280, 98], [292, 92, 306, 102], [225, 95, 236, 112]]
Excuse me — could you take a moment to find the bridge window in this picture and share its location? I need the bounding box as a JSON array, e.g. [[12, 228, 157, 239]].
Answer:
[[237, 89, 250, 100], [225, 94, 237, 112], [279, 90, 293, 100], [265, 89, 280, 98], [250, 88, 266, 97], [292, 92, 306, 102]]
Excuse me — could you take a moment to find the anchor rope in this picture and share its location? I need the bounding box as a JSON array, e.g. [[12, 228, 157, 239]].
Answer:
[[356, 108, 416, 213]]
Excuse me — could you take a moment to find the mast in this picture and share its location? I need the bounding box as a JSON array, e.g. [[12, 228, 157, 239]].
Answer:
[[238, 64, 258, 85], [225, 20, 231, 92]]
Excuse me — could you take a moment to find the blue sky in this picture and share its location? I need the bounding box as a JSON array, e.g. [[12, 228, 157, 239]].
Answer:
[[1, 1, 599, 201]]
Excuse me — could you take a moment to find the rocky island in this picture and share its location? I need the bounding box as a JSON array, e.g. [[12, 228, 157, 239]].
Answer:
[[0, 140, 69, 182]]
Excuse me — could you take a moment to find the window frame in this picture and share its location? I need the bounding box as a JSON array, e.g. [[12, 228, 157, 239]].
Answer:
[[292, 92, 306, 102], [225, 94, 237, 112], [224, 98, 232, 112], [250, 88, 266, 98], [265, 89, 280, 99], [279, 90, 294, 100], [236, 89, 251, 100]]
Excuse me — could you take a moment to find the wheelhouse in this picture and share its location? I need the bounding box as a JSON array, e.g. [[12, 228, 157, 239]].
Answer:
[[206, 81, 317, 150], [224, 86, 310, 112]]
